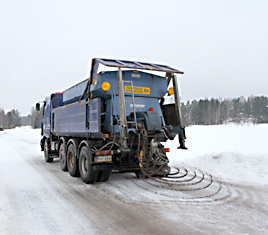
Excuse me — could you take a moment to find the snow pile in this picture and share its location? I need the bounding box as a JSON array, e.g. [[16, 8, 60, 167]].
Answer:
[[166, 124, 268, 185], [180, 152, 268, 185]]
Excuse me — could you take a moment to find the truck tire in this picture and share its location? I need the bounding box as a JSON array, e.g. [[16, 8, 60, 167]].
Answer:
[[67, 144, 79, 177], [59, 144, 67, 171], [44, 139, 53, 163], [79, 146, 98, 184], [97, 170, 111, 182]]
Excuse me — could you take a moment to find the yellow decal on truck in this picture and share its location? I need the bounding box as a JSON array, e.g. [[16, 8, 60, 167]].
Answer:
[[124, 86, 150, 95], [139, 150, 143, 168]]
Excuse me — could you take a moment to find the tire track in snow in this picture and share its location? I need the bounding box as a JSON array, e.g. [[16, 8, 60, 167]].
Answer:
[[99, 167, 237, 204]]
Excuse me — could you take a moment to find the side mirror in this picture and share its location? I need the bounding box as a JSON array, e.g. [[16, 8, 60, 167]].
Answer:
[[36, 103, 40, 111]]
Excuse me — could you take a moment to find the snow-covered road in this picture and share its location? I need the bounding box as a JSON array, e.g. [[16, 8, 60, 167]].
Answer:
[[0, 125, 267, 234]]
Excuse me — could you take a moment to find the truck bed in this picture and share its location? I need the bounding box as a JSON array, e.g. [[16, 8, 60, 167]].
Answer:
[[52, 98, 103, 138]]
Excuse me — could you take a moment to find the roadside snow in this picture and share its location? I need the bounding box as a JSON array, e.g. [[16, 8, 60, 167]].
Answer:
[[166, 124, 268, 185]]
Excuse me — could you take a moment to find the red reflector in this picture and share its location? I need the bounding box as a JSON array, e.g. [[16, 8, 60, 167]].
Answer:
[[159, 148, 170, 153], [149, 107, 154, 111], [164, 148, 170, 153], [96, 150, 111, 156]]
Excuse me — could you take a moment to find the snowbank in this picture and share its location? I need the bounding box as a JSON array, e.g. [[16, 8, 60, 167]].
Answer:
[[166, 124, 268, 185]]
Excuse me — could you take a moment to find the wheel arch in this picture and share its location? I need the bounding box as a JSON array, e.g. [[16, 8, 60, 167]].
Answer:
[[78, 140, 92, 160], [59, 137, 67, 152]]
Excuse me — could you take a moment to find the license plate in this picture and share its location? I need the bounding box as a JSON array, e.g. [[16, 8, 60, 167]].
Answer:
[[95, 155, 112, 163]]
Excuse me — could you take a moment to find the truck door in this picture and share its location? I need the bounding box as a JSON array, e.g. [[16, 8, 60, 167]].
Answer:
[[43, 98, 51, 138]]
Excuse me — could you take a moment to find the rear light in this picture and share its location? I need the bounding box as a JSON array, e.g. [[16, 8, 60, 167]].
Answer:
[[160, 148, 170, 153], [96, 150, 112, 156], [149, 107, 154, 111], [164, 148, 170, 152]]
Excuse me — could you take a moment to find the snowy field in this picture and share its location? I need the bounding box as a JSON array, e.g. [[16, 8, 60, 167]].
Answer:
[[0, 124, 268, 234], [166, 123, 268, 186]]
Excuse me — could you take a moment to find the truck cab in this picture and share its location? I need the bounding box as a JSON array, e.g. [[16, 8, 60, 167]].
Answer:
[[38, 92, 63, 150]]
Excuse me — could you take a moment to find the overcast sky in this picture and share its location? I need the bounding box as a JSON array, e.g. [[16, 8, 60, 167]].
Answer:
[[1, 0, 268, 115]]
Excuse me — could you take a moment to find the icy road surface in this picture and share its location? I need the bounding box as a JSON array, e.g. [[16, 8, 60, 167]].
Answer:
[[0, 125, 268, 235]]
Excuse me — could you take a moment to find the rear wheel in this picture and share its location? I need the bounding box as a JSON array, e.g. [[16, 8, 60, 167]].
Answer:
[[79, 146, 98, 184], [67, 144, 79, 177], [44, 139, 53, 163], [97, 170, 111, 182], [59, 143, 67, 171]]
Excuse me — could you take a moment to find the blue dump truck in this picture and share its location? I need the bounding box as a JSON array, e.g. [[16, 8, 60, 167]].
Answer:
[[36, 58, 187, 183]]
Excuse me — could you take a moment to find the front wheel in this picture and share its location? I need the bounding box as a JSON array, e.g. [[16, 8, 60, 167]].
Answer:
[[44, 139, 53, 163], [59, 143, 67, 171], [79, 146, 98, 184]]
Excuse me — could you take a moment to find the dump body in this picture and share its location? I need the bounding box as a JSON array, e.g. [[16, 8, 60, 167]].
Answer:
[[52, 98, 102, 138], [51, 70, 171, 137]]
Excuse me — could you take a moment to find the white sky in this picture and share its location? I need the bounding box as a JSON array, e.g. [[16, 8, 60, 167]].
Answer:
[[1, 0, 268, 116]]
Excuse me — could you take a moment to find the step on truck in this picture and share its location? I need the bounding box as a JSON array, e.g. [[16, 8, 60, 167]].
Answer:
[[36, 58, 187, 183]]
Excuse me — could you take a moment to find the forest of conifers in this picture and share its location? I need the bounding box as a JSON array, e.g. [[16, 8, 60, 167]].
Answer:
[[181, 96, 268, 126], [0, 95, 268, 129]]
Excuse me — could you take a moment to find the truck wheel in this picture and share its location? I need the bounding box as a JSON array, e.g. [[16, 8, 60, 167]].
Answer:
[[67, 144, 79, 177], [59, 144, 67, 171], [79, 146, 98, 184], [97, 170, 111, 182], [44, 139, 53, 163]]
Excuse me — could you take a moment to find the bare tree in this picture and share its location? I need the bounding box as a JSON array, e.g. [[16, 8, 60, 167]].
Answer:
[[30, 106, 42, 128]]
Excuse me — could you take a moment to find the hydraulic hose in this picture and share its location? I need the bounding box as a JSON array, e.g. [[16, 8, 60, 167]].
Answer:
[[136, 130, 169, 177]]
